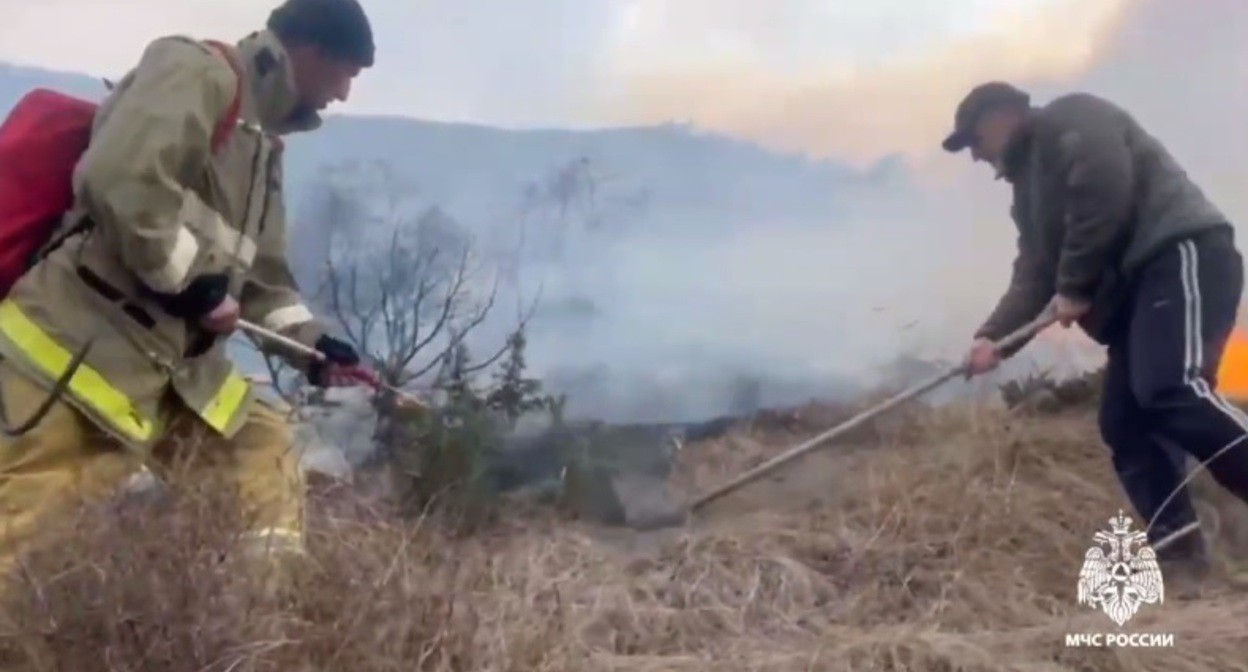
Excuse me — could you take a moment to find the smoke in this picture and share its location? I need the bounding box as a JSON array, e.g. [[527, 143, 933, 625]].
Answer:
[[7, 0, 1242, 423], [584, 0, 1129, 166], [523, 0, 1248, 421]]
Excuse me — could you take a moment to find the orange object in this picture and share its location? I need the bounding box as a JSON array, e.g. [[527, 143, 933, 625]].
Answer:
[[1217, 326, 1248, 399]]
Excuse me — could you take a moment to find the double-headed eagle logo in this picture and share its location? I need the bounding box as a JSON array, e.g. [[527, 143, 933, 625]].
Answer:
[[1077, 510, 1165, 626]]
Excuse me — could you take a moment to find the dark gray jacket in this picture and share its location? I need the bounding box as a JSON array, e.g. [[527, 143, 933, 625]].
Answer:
[[976, 92, 1231, 350]]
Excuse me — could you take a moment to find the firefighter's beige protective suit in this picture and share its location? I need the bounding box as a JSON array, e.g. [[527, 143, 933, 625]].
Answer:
[[0, 30, 330, 574]]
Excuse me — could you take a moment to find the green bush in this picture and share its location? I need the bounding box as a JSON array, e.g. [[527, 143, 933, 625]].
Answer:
[[393, 394, 504, 534], [383, 326, 560, 534], [999, 366, 1105, 414]]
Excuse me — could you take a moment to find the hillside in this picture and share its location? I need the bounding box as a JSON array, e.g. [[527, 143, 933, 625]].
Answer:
[[0, 62, 108, 106], [3, 6, 1247, 670], [0, 60, 925, 425], [3, 392, 1246, 670]]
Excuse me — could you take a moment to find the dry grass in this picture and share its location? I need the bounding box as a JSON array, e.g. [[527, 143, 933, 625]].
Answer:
[[0, 400, 1246, 671]]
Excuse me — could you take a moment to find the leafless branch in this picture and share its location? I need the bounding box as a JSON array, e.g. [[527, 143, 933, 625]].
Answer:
[[232, 335, 301, 406], [310, 161, 517, 392]]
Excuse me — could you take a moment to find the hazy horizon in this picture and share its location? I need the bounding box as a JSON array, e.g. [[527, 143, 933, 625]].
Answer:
[[1, 0, 1244, 422]]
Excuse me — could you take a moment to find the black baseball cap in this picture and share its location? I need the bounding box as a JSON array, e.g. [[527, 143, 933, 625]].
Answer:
[[941, 81, 1030, 152]]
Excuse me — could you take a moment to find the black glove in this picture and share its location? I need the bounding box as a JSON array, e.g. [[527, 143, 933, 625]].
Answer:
[[307, 335, 360, 387], [144, 273, 230, 319]]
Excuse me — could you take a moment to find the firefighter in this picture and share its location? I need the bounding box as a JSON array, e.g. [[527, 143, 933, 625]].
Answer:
[[0, 0, 375, 579]]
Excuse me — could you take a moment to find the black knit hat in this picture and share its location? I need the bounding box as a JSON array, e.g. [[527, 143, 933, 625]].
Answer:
[[267, 0, 375, 68]]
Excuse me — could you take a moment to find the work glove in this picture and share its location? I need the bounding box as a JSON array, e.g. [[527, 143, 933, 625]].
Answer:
[[143, 273, 239, 334], [145, 273, 230, 319], [307, 335, 373, 388]]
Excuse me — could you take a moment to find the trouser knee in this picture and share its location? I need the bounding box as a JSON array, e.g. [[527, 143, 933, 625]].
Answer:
[[229, 404, 307, 541], [1097, 408, 1199, 541], [1098, 415, 1129, 454], [0, 363, 140, 576]]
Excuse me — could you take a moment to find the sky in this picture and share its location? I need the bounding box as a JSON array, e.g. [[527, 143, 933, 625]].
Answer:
[[3, 0, 1247, 418], [2, 1, 1229, 183], [0, 0, 1111, 151]]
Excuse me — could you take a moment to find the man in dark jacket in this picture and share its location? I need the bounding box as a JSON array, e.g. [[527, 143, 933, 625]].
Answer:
[[944, 81, 1248, 577]]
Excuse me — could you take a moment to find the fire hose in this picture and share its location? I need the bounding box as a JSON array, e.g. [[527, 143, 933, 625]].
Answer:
[[236, 319, 430, 410]]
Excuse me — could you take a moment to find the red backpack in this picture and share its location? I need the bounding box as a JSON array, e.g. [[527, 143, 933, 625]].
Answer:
[[0, 39, 244, 297]]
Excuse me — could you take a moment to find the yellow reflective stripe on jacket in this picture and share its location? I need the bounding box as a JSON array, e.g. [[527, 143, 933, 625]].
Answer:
[[242, 526, 305, 552], [0, 300, 155, 442], [199, 369, 250, 433]]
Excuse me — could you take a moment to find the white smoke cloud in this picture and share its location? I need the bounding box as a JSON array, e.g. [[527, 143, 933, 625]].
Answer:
[[7, 0, 1243, 420]]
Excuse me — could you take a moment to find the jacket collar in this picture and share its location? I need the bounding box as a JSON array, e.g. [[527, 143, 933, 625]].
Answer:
[[997, 108, 1038, 183], [235, 30, 322, 135]]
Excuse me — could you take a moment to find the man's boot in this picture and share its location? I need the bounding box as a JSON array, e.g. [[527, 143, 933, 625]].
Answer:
[[1153, 523, 1211, 599]]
